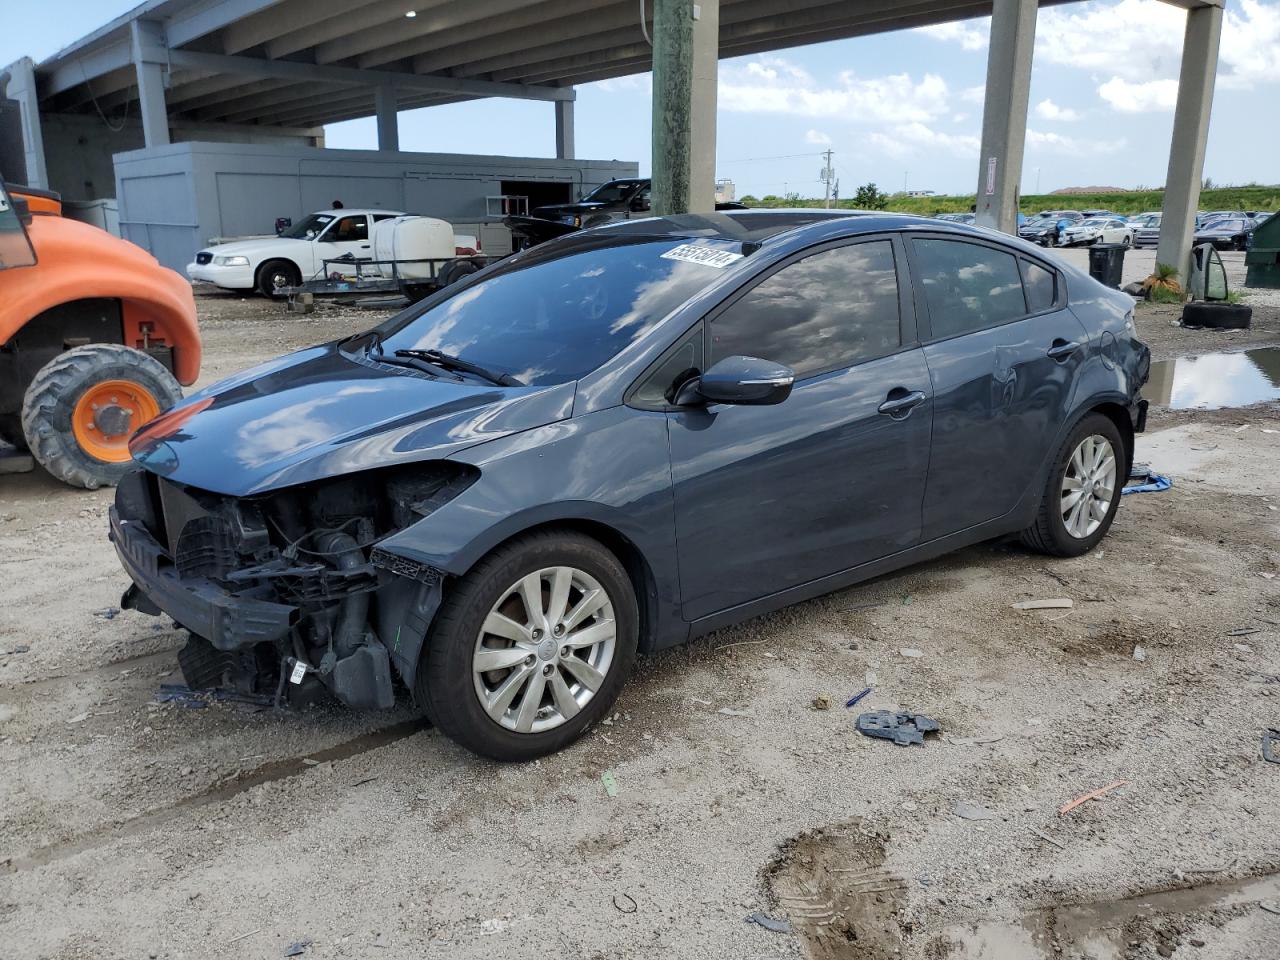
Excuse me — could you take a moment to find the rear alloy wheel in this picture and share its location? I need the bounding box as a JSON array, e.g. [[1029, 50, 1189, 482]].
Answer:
[[256, 259, 300, 298], [1021, 413, 1125, 557], [21, 344, 182, 489], [419, 530, 638, 761]]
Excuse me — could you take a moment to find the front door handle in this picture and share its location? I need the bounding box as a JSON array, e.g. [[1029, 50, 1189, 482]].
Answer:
[[1047, 339, 1081, 361], [878, 389, 928, 419]]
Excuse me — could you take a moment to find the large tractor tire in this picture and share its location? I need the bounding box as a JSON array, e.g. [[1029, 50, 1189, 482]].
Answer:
[[21, 344, 183, 489]]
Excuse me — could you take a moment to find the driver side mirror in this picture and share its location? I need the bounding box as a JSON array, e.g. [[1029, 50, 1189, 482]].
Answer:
[[673, 356, 795, 407]]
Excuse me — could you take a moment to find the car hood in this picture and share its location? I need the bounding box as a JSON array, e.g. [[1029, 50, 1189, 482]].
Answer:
[[198, 237, 309, 259], [530, 201, 610, 220], [128, 343, 576, 496]]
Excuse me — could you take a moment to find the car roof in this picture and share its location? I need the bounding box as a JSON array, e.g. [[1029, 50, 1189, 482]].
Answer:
[[593, 209, 906, 243], [309, 209, 405, 217]]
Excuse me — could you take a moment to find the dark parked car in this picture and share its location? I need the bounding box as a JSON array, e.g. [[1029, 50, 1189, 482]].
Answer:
[[509, 178, 748, 248], [110, 211, 1150, 761], [1194, 217, 1255, 251]]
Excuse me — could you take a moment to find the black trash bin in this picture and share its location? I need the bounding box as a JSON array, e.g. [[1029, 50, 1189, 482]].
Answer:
[[1088, 243, 1126, 289]]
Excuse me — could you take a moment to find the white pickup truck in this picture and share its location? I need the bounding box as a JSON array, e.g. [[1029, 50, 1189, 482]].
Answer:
[[186, 209, 480, 297]]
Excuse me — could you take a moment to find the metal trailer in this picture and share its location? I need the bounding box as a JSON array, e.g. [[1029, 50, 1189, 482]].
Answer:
[[285, 253, 489, 304]]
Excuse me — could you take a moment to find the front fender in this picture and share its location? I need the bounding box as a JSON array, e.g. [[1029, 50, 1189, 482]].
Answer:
[[375, 405, 686, 649], [1, 216, 200, 384]]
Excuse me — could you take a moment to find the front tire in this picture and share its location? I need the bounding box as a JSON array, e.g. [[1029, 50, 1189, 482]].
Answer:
[[21, 344, 183, 489], [256, 259, 300, 298], [1021, 413, 1125, 557], [418, 530, 639, 761]]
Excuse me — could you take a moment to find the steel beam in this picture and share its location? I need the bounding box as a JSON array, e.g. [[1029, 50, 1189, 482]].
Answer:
[[258, 0, 398, 59], [974, 0, 1037, 233], [555, 98, 575, 160], [375, 85, 399, 151], [1156, 2, 1223, 278], [166, 49, 573, 102], [42, 39, 132, 97], [321, 0, 542, 67], [407, 0, 610, 73], [167, 0, 287, 49], [193, 82, 347, 123], [131, 19, 170, 147]]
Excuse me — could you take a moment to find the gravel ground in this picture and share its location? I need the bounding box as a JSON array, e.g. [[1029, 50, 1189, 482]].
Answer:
[[2, 290, 1279, 960]]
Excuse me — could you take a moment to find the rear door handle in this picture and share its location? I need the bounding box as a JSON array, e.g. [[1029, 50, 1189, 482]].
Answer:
[[1047, 339, 1081, 360], [878, 389, 928, 418]]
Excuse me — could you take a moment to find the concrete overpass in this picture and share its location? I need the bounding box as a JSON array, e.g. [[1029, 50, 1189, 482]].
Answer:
[[3, 0, 1224, 276]]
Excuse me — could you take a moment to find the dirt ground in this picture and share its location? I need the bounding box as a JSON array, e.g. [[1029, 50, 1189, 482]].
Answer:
[[2, 286, 1280, 960]]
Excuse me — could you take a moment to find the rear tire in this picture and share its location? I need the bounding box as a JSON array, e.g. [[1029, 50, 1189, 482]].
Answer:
[[21, 344, 182, 490], [1021, 413, 1125, 558], [418, 530, 638, 761], [256, 259, 300, 298]]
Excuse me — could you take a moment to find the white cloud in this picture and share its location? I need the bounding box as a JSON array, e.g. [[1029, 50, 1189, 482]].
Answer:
[[916, 20, 989, 52], [959, 85, 986, 105], [1097, 77, 1179, 113], [1035, 99, 1079, 122], [868, 122, 980, 160], [718, 56, 951, 123], [805, 129, 832, 145], [1026, 128, 1126, 156]]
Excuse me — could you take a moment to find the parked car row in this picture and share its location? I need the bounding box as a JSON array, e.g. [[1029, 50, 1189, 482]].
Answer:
[[945, 206, 1275, 251]]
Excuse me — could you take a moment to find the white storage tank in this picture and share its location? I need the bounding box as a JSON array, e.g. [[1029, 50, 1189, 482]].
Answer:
[[372, 215, 455, 279]]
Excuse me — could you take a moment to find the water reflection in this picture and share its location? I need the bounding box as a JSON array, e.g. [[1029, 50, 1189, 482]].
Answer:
[[1143, 347, 1280, 409]]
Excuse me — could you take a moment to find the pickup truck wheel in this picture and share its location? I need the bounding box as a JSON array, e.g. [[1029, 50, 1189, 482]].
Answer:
[[21, 344, 182, 489], [418, 530, 638, 761], [437, 259, 479, 288], [1021, 413, 1125, 557], [256, 259, 300, 298]]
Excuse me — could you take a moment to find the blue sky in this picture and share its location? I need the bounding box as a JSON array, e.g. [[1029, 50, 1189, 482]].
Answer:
[[5, 0, 1278, 197]]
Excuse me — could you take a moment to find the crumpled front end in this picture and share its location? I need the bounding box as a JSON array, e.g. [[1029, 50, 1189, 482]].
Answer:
[[110, 463, 472, 709]]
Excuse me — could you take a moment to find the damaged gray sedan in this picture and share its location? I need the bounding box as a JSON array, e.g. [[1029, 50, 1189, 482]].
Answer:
[[111, 210, 1149, 760]]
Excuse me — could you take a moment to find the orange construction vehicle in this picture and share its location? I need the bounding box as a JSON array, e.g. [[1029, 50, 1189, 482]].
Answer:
[[0, 182, 200, 488]]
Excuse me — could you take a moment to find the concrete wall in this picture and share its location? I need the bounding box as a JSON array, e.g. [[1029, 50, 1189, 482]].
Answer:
[[113, 141, 637, 271], [39, 113, 325, 202]]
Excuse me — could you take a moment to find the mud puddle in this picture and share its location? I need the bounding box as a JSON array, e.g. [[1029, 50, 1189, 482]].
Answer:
[[1143, 347, 1280, 409], [2, 717, 429, 873], [931, 872, 1280, 959]]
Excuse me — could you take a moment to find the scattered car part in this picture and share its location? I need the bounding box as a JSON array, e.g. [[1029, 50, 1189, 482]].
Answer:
[[1261, 729, 1280, 765], [845, 686, 873, 708], [1058, 779, 1128, 815], [952, 800, 997, 821], [744, 912, 792, 934], [856, 710, 940, 747], [0, 182, 198, 489]]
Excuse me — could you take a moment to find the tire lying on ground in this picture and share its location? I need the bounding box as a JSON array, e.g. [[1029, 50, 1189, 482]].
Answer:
[[21, 344, 183, 489], [1180, 301, 1252, 330]]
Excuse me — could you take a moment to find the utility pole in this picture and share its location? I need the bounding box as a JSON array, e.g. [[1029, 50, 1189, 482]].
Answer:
[[820, 149, 834, 208]]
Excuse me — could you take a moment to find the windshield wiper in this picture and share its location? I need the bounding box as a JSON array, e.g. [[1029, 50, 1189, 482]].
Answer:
[[394, 348, 523, 387]]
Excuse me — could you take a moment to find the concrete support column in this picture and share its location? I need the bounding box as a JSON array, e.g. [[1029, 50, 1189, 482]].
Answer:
[[651, 0, 718, 215], [555, 98, 575, 160], [375, 85, 399, 151], [1156, 2, 1223, 280], [130, 20, 170, 148], [3, 57, 48, 188], [974, 0, 1037, 234]]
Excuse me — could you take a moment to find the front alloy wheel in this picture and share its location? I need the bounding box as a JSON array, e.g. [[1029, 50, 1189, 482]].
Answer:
[[419, 530, 638, 761], [1061, 434, 1117, 540], [473, 566, 616, 734]]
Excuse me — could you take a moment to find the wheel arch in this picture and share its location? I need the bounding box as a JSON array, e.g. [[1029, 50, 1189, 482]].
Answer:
[[1088, 400, 1136, 479], [443, 515, 662, 654]]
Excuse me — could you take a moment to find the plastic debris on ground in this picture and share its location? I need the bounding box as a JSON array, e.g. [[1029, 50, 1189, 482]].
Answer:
[[1133, 645, 1147, 662], [744, 912, 792, 934], [1262, 730, 1280, 765], [1012, 598, 1073, 611], [952, 800, 997, 821], [1059, 779, 1128, 815], [284, 941, 312, 957], [856, 710, 940, 747], [154, 683, 276, 709], [601, 770, 619, 798], [1123, 462, 1172, 495], [845, 687, 873, 709]]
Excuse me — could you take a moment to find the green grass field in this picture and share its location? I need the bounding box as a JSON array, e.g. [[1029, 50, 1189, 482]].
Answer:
[[739, 186, 1280, 216]]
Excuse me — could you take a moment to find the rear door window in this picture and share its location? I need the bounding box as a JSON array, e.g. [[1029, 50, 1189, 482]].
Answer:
[[708, 240, 902, 378], [911, 238, 1028, 340]]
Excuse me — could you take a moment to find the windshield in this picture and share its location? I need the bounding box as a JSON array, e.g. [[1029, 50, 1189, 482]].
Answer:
[[1080, 219, 1107, 228], [376, 235, 740, 386], [582, 181, 642, 205], [280, 213, 334, 240], [1212, 220, 1245, 231]]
